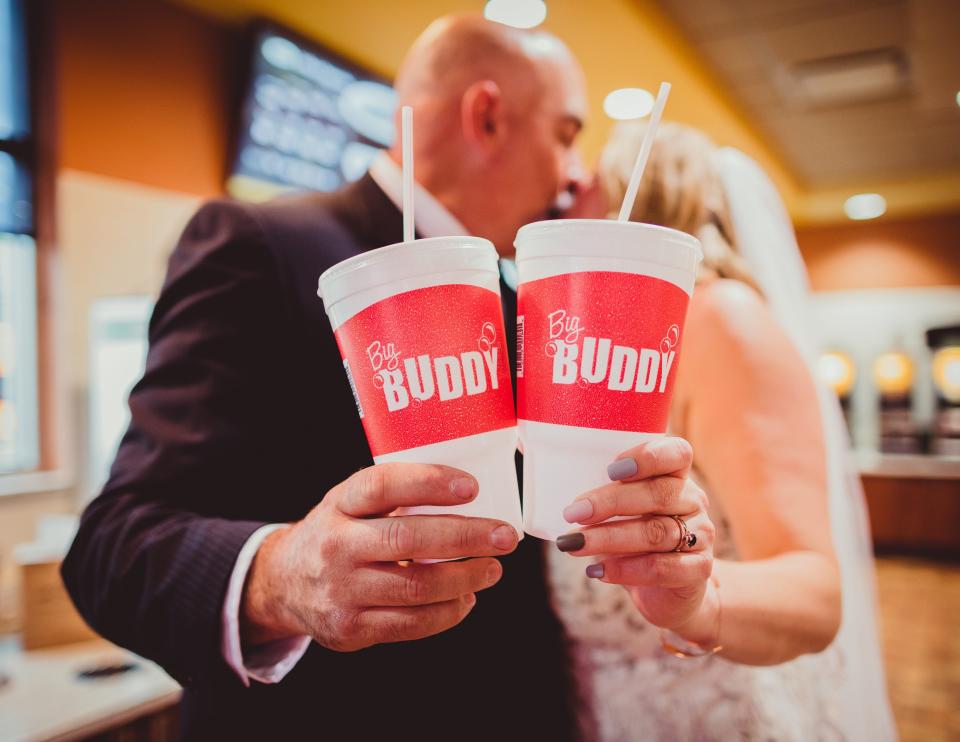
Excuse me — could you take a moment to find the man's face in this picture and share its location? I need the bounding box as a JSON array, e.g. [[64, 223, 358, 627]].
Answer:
[[490, 52, 588, 241]]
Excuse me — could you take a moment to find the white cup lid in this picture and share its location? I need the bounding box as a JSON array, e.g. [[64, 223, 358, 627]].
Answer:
[[515, 219, 703, 272], [317, 235, 500, 312]]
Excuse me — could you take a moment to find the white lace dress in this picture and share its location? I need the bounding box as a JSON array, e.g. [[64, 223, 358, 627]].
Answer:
[[546, 479, 849, 742]]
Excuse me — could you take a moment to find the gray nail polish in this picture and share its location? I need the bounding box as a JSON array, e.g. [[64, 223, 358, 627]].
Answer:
[[556, 532, 586, 553], [586, 563, 604, 579], [607, 458, 638, 481]]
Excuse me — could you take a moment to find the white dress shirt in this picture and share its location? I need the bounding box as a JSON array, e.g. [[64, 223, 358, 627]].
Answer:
[[221, 151, 495, 685], [369, 151, 519, 288]]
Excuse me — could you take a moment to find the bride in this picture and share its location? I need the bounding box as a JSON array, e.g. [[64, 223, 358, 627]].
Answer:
[[549, 122, 896, 741]]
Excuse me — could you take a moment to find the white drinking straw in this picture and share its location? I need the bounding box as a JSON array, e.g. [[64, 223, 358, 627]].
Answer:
[[401, 105, 415, 242], [617, 81, 671, 222]]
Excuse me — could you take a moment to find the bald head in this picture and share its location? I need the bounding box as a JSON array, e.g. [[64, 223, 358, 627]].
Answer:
[[396, 14, 573, 106], [389, 14, 588, 255]]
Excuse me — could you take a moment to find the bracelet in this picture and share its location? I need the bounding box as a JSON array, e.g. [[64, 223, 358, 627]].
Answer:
[[659, 575, 723, 658]]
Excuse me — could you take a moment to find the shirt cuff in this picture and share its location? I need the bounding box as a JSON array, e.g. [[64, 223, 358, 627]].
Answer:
[[221, 524, 311, 686]]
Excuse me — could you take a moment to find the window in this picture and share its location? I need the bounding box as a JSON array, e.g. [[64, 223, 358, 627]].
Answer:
[[87, 296, 151, 499], [0, 0, 40, 474], [0, 234, 38, 472]]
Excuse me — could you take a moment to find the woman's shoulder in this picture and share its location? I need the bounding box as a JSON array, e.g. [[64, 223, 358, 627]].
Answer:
[[691, 277, 763, 315], [685, 278, 774, 354], [677, 276, 814, 407]]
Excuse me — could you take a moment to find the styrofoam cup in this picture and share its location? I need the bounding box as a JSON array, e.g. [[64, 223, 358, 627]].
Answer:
[[318, 236, 523, 542], [514, 219, 702, 541]]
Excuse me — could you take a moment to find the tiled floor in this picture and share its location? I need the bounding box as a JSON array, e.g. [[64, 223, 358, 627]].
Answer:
[[875, 556, 960, 741]]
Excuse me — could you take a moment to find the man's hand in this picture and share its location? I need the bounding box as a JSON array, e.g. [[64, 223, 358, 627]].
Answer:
[[240, 463, 518, 652]]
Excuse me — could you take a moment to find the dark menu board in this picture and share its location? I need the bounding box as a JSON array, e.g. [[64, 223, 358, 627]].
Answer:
[[228, 25, 396, 201]]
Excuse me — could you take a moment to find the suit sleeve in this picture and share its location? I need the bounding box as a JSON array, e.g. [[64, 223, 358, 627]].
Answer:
[[62, 199, 291, 687]]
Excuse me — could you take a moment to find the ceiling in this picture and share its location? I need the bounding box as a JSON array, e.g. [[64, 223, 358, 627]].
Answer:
[[172, 0, 960, 222], [653, 0, 960, 188], [171, 0, 805, 199]]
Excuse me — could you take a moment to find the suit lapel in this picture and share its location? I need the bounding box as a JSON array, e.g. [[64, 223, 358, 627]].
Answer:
[[327, 172, 417, 250], [335, 173, 515, 376]]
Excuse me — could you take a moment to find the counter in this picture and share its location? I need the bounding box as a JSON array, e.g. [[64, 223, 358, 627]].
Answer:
[[0, 637, 180, 742]]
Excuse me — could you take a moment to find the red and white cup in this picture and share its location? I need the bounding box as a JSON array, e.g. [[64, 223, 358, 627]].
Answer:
[[318, 236, 523, 539], [514, 219, 703, 541]]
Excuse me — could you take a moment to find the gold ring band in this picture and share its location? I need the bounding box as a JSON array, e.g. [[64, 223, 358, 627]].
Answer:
[[670, 515, 697, 552]]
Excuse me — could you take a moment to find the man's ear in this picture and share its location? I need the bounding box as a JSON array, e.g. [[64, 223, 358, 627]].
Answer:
[[461, 80, 504, 150]]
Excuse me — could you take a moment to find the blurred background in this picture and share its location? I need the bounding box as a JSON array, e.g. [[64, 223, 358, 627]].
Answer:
[[0, 0, 957, 739]]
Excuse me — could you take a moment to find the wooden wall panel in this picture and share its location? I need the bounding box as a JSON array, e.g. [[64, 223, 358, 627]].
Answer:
[[864, 476, 960, 556]]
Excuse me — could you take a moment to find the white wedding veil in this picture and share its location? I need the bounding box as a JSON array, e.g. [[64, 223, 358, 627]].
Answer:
[[715, 148, 897, 741]]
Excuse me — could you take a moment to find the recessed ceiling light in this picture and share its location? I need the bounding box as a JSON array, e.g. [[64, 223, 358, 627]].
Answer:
[[956, 90, 960, 107], [603, 88, 655, 120], [483, 0, 547, 29], [844, 193, 886, 220]]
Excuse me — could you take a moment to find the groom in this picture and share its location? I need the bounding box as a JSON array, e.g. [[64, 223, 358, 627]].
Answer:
[[63, 14, 591, 740]]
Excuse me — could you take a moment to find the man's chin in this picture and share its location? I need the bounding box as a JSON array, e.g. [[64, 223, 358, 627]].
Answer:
[[529, 204, 558, 223], [488, 207, 555, 256], [491, 239, 516, 258]]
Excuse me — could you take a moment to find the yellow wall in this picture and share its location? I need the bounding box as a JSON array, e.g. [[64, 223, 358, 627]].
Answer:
[[172, 0, 803, 211], [798, 210, 960, 290], [58, 0, 236, 196], [58, 171, 200, 390], [800, 171, 960, 226], [159, 0, 960, 223]]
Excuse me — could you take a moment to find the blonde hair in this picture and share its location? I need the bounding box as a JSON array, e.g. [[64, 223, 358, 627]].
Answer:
[[599, 121, 761, 293]]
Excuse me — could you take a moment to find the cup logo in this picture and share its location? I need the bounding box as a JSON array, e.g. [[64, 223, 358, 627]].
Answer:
[[367, 341, 400, 389], [546, 309, 584, 354], [661, 323, 681, 355], [361, 326, 502, 413], [334, 284, 516, 456], [517, 271, 690, 433], [543, 308, 679, 394], [478, 321, 497, 352]]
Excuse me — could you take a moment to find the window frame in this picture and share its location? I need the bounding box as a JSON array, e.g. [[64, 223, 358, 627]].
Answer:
[[0, 0, 70, 496]]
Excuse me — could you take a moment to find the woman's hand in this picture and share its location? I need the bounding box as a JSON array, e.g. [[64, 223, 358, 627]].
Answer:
[[557, 437, 718, 642]]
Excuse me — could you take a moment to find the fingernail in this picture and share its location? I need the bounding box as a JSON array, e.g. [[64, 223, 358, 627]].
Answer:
[[491, 525, 517, 550], [607, 458, 638, 481], [563, 499, 594, 523], [556, 532, 586, 553], [586, 563, 604, 579], [450, 476, 477, 500], [486, 561, 502, 584]]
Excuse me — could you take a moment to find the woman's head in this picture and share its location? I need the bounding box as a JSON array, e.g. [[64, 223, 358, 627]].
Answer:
[[599, 121, 759, 291]]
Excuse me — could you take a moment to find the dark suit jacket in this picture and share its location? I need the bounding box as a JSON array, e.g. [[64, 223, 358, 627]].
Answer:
[[62, 174, 581, 741]]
